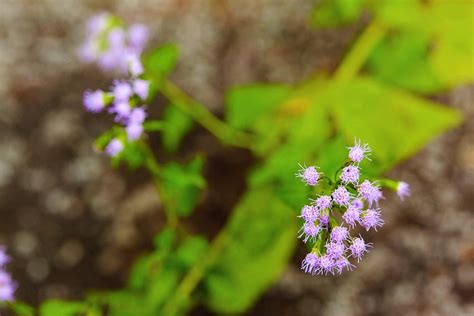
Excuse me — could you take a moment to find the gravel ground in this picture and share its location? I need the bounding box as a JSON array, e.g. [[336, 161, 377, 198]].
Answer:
[[0, 0, 472, 315]]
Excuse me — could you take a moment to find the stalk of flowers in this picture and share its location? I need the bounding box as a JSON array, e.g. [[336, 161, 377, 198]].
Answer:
[[80, 14, 151, 157], [0, 246, 16, 302], [78, 12, 148, 76], [297, 139, 410, 275]]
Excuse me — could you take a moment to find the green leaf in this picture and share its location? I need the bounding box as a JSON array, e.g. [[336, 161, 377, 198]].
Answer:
[[143, 120, 165, 132], [367, 32, 442, 93], [112, 141, 148, 170], [161, 156, 206, 217], [161, 105, 194, 152], [328, 77, 462, 174], [39, 300, 85, 316], [143, 44, 179, 83], [225, 84, 291, 130], [310, 0, 363, 28], [203, 188, 297, 313], [8, 301, 35, 316]]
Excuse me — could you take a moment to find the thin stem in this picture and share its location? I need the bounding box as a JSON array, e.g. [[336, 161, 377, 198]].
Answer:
[[160, 79, 255, 150], [334, 19, 386, 82], [142, 142, 179, 229], [162, 230, 228, 316]]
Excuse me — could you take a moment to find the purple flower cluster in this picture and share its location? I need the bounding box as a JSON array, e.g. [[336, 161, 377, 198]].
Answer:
[[80, 14, 151, 157], [78, 13, 148, 76], [297, 139, 408, 276], [0, 247, 15, 301]]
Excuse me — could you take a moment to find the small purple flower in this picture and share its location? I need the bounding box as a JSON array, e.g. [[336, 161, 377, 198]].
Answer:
[[128, 24, 149, 52], [318, 214, 330, 227], [112, 80, 133, 102], [318, 255, 335, 275], [348, 139, 371, 163], [299, 205, 318, 223], [108, 28, 126, 49], [301, 253, 320, 275], [342, 205, 360, 227], [358, 180, 383, 207], [126, 122, 144, 141], [299, 221, 320, 243], [334, 256, 353, 274], [110, 101, 131, 122], [129, 107, 147, 124], [0, 271, 15, 302], [127, 54, 144, 77], [340, 165, 360, 184], [98, 50, 121, 71], [361, 209, 384, 231], [297, 165, 319, 186], [83, 90, 106, 113], [86, 13, 110, 36], [330, 226, 349, 243], [349, 237, 371, 261], [133, 79, 150, 100], [332, 186, 351, 206], [397, 181, 410, 201], [0, 247, 10, 267], [78, 41, 99, 63], [326, 242, 345, 259], [314, 195, 331, 210], [105, 138, 124, 157]]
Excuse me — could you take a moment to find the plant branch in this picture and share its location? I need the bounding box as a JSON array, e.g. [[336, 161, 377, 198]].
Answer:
[[334, 19, 386, 82], [160, 79, 255, 150]]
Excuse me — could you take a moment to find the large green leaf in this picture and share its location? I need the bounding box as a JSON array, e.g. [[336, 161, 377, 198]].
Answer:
[[203, 188, 297, 313], [161, 156, 206, 217], [225, 84, 291, 130]]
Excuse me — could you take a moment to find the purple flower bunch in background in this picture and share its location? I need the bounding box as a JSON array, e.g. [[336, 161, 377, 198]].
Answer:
[[0, 247, 15, 302], [81, 14, 151, 157], [297, 139, 410, 275], [78, 12, 148, 75]]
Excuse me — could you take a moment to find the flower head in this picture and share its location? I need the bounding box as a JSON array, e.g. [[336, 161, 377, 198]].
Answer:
[[299, 221, 321, 243], [133, 79, 150, 100], [340, 165, 360, 184], [318, 255, 335, 275], [126, 123, 144, 141], [330, 226, 349, 243], [83, 90, 107, 113], [332, 186, 351, 206], [105, 138, 124, 157], [334, 256, 353, 274], [326, 242, 345, 259], [397, 181, 410, 201], [112, 80, 133, 102], [348, 139, 371, 163], [314, 195, 331, 210], [358, 180, 383, 207], [361, 209, 384, 231], [297, 165, 320, 186], [302, 253, 320, 275], [128, 24, 149, 52], [129, 107, 147, 124], [0, 247, 10, 267], [299, 205, 318, 223], [342, 205, 360, 228], [0, 271, 15, 302], [349, 237, 371, 261]]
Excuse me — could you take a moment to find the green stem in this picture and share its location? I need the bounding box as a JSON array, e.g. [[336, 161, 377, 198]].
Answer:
[[142, 142, 179, 229], [161, 230, 228, 316], [160, 79, 255, 150], [334, 19, 386, 82]]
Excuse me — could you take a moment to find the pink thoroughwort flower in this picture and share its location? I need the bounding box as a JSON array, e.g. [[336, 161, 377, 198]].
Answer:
[[296, 140, 409, 276]]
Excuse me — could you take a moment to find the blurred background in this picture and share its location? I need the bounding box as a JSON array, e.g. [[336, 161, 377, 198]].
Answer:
[[0, 0, 473, 315]]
